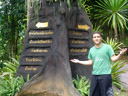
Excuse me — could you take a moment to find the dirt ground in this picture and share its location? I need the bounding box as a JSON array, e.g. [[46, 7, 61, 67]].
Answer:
[[120, 55, 128, 87], [118, 55, 128, 96]]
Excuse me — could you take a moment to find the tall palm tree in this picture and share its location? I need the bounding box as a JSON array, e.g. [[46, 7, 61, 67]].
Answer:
[[94, 0, 128, 40]]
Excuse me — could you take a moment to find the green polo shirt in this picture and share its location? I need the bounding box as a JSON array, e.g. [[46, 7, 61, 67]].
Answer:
[[88, 43, 114, 75]]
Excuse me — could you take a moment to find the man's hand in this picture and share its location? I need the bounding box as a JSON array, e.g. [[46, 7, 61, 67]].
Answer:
[[70, 59, 93, 65], [119, 48, 127, 56], [70, 59, 79, 63], [111, 48, 127, 62]]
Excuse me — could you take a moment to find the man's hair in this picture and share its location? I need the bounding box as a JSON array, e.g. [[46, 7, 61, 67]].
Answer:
[[92, 31, 102, 37]]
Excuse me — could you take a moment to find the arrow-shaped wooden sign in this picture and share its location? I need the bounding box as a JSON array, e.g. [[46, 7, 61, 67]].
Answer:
[[36, 22, 48, 28], [78, 24, 90, 30]]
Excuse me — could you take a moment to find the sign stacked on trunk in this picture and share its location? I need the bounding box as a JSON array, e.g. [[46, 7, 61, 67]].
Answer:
[[16, 1, 93, 81], [69, 25, 90, 56], [16, 21, 54, 80], [15, 1, 93, 96], [68, 7, 93, 79]]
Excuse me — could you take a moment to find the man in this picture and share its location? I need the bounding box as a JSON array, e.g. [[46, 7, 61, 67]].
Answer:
[[70, 31, 127, 96]]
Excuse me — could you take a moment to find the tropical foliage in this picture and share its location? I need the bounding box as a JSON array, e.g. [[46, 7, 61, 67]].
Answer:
[[0, 58, 29, 96], [94, 0, 128, 40], [26, 0, 92, 16], [0, 58, 19, 80], [0, 58, 23, 96], [78, 0, 92, 16], [0, 76, 25, 96], [111, 60, 128, 89], [0, 0, 26, 63], [73, 75, 90, 96], [103, 37, 123, 54]]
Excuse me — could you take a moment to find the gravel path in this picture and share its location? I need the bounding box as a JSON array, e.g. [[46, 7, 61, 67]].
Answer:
[[120, 63, 128, 89]]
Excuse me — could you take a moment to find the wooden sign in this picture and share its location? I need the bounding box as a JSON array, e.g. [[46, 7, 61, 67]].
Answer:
[[26, 48, 49, 55], [29, 40, 52, 44], [70, 48, 88, 55], [29, 30, 53, 36], [21, 57, 43, 64], [68, 30, 89, 38], [19, 66, 42, 73], [69, 39, 89, 45], [78, 24, 90, 30], [36, 22, 48, 28]]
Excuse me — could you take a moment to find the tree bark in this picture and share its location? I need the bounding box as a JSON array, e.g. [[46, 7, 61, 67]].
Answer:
[[16, 1, 93, 96]]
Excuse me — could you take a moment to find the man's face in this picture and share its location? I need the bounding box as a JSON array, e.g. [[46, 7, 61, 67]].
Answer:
[[92, 33, 102, 45]]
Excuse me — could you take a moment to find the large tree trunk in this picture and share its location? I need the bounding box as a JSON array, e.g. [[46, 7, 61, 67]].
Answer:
[[15, 0, 93, 96]]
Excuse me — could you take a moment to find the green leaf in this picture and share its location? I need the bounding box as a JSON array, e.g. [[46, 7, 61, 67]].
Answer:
[[73, 75, 90, 96], [94, 0, 128, 36]]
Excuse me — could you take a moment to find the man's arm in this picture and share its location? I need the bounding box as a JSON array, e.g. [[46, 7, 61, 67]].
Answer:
[[111, 48, 127, 62], [70, 59, 93, 65]]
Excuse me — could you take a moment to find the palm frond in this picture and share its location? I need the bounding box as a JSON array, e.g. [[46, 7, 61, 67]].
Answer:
[[95, 0, 128, 30], [111, 60, 128, 89]]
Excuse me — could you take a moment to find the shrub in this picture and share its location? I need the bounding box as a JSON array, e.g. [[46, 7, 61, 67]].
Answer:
[[0, 76, 25, 96], [111, 60, 128, 89], [0, 58, 19, 80], [73, 75, 90, 96], [103, 37, 123, 54]]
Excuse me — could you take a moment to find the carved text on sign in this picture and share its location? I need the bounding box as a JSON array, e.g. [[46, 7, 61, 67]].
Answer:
[[68, 31, 89, 37], [29, 31, 53, 36], [73, 32, 83, 36], [26, 48, 49, 54], [78, 25, 90, 30], [72, 40, 85, 44], [25, 66, 37, 71], [36, 22, 48, 28], [26, 58, 42, 62], [29, 40, 52, 44], [70, 48, 87, 52], [31, 49, 48, 53]]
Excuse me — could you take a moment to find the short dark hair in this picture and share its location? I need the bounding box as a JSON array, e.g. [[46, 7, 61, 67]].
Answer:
[[92, 31, 102, 37]]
